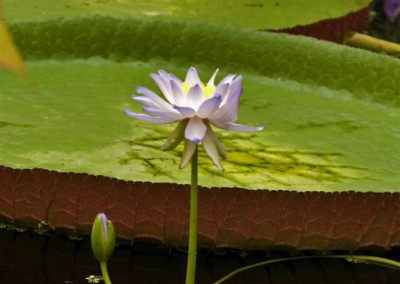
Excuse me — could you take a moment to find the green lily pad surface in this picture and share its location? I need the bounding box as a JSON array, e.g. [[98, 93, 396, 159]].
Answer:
[[2, 17, 400, 192], [5, 0, 371, 30]]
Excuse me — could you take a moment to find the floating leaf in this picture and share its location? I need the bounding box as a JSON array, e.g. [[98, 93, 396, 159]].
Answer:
[[2, 17, 399, 192], [4, 0, 371, 30]]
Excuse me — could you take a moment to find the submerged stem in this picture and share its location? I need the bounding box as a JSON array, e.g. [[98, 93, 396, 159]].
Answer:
[[213, 255, 400, 284], [185, 147, 198, 284]]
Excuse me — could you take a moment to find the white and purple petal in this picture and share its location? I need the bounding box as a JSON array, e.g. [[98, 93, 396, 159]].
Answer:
[[150, 73, 174, 104], [136, 86, 173, 111], [142, 107, 183, 120], [215, 83, 229, 99], [132, 96, 157, 108], [169, 73, 182, 84], [209, 88, 241, 123], [217, 74, 236, 89], [158, 70, 170, 79], [207, 68, 219, 86], [170, 80, 186, 106], [186, 84, 205, 110], [124, 109, 178, 124], [221, 75, 242, 104], [185, 67, 201, 85], [197, 94, 222, 118], [208, 127, 226, 158], [173, 105, 196, 118], [212, 121, 265, 132], [185, 116, 207, 144], [202, 128, 223, 170]]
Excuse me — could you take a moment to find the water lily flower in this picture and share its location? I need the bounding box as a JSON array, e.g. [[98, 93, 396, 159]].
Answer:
[[124, 67, 264, 170]]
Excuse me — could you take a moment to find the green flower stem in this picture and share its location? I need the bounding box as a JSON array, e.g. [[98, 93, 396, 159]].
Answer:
[[100, 261, 112, 284], [213, 255, 400, 284], [185, 147, 198, 284]]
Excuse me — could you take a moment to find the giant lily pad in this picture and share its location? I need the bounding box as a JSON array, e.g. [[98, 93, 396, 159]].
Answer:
[[4, 0, 372, 30], [2, 17, 399, 193]]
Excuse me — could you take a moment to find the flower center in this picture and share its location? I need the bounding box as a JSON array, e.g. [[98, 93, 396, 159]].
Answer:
[[181, 82, 215, 98]]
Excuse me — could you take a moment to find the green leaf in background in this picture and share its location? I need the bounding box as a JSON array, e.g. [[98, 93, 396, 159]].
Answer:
[[1, 17, 399, 192], [4, 0, 371, 30]]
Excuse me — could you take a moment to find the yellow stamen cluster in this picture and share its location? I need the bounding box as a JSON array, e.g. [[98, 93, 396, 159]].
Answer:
[[181, 82, 215, 98]]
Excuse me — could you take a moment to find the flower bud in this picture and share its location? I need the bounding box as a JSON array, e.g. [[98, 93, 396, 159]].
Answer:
[[91, 213, 115, 262]]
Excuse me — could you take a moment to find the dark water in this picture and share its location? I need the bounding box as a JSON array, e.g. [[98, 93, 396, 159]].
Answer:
[[1, 230, 399, 284]]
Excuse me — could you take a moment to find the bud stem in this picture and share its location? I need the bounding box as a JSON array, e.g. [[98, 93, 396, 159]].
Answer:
[[100, 261, 112, 284], [185, 147, 198, 284]]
